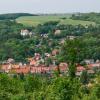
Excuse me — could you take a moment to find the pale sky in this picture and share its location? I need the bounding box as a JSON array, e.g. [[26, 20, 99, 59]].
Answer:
[[0, 0, 100, 14]]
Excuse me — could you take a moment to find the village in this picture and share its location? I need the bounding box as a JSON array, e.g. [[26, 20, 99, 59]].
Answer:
[[0, 51, 100, 76], [0, 0, 100, 99], [0, 29, 99, 77]]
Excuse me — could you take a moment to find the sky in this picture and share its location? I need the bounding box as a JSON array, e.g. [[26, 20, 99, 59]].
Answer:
[[0, 0, 100, 14]]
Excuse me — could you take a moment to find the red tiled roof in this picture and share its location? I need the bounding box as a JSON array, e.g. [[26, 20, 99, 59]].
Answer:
[[1, 64, 9, 70], [30, 60, 36, 66], [77, 66, 85, 72], [12, 65, 20, 69], [88, 63, 100, 69], [52, 49, 59, 56], [12, 67, 30, 74], [59, 63, 68, 71]]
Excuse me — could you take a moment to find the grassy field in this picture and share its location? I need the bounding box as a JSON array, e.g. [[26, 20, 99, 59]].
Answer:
[[16, 15, 96, 26]]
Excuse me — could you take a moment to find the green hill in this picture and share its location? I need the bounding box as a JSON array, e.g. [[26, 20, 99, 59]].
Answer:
[[16, 15, 96, 26], [0, 13, 36, 20]]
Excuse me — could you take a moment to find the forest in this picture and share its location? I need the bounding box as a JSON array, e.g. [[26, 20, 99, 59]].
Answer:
[[0, 13, 35, 20]]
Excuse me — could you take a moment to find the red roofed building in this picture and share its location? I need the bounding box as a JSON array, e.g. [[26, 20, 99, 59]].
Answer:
[[1, 64, 10, 73], [76, 66, 86, 76], [30, 59, 37, 66], [30, 66, 51, 73], [52, 49, 59, 56], [11, 66, 30, 74], [88, 63, 100, 69], [77, 66, 86, 72], [59, 63, 68, 72]]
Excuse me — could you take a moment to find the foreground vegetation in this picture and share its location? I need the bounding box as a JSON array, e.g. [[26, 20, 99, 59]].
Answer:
[[0, 73, 100, 100]]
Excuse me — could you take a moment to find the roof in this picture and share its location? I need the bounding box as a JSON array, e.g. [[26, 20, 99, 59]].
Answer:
[[12, 67, 30, 74], [30, 60, 36, 66], [1, 64, 9, 70], [88, 63, 100, 69], [77, 66, 85, 72], [52, 49, 59, 56], [59, 63, 68, 71]]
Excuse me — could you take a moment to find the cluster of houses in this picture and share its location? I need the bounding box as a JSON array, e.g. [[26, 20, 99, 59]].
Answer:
[[0, 29, 99, 76], [0, 52, 100, 76], [20, 29, 76, 40], [0, 53, 65, 75]]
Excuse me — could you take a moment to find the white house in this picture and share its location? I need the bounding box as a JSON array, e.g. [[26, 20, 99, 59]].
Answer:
[[20, 29, 34, 37]]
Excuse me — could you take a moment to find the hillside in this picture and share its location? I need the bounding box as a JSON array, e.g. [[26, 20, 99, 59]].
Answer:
[[0, 13, 37, 20], [71, 13, 100, 24], [16, 15, 96, 26]]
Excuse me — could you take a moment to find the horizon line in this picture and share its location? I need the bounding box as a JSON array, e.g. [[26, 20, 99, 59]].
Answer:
[[0, 11, 100, 15]]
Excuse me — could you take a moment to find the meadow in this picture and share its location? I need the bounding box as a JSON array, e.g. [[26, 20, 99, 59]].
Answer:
[[16, 15, 96, 26]]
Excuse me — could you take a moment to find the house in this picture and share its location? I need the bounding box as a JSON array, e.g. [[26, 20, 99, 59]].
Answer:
[[87, 63, 100, 70], [21, 29, 29, 36], [30, 59, 37, 66], [41, 34, 48, 38], [76, 65, 86, 76], [59, 63, 68, 72], [1, 64, 12, 73], [7, 58, 15, 64], [45, 53, 51, 57], [29, 53, 44, 66], [67, 36, 76, 40], [34, 53, 41, 60], [87, 70, 95, 74], [60, 39, 65, 44], [52, 49, 59, 56], [20, 29, 34, 37], [54, 30, 61, 35], [77, 66, 86, 72], [84, 59, 94, 64], [11, 66, 30, 74], [30, 65, 51, 74]]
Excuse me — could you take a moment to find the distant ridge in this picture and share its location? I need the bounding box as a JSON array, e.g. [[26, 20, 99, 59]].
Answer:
[[0, 13, 38, 20]]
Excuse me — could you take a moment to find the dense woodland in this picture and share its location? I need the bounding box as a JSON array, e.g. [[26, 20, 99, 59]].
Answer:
[[71, 13, 100, 24], [0, 13, 100, 100], [0, 13, 35, 20]]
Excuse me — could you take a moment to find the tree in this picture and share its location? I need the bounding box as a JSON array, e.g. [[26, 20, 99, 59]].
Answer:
[[60, 39, 85, 78], [80, 70, 89, 85], [44, 77, 81, 100]]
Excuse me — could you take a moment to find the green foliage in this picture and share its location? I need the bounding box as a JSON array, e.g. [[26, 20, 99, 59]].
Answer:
[[0, 13, 34, 20], [35, 21, 58, 34], [0, 73, 100, 100], [71, 13, 100, 24], [24, 75, 42, 93], [60, 39, 86, 63], [80, 70, 89, 85], [45, 77, 81, 100], [45, 58, 53, 66], [92, 84, 100, 99]]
